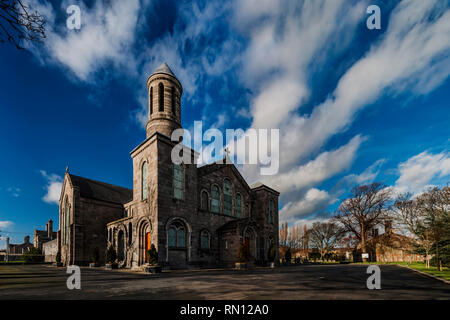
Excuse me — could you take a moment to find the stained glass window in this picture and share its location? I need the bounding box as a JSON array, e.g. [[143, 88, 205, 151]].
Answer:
[[223, 179, 232, 216], [211, 185, 220, 213]]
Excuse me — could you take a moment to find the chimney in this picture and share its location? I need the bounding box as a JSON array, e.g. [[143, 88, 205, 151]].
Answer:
[[385, 220, 392, 234], [47, 219, 53, 238], [24, 235, 30, 244], [6, 237, 9, 252]]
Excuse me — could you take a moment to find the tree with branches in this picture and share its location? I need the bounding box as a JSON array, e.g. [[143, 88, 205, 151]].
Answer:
[[308, 221, 344, 260], [334, 183, 393, 262], [0, 0, 46, 49], [393, 192, 433, 268]]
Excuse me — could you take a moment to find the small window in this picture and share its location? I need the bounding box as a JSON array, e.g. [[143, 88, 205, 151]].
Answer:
[[171, 87, 176, 114], [211, 185, 220, 213], [235, 194, 242, 218], [201, 231, 210, 249], [223, 179, 232, 216], [150, 87, 153, 115], [142, 162, 148, 200], [173, 164, 184, 200], [158, 83, 164, 112]]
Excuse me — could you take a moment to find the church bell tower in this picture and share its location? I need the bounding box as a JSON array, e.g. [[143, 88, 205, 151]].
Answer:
[[146, 62, 182, 138]]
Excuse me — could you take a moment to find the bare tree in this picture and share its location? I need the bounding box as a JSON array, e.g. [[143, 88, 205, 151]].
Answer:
[[279, 222, 288, 247], [393, 193, 433, 268], [308, 221, 344, 260], [0, 0, 46, 49], [287, 224, 305, 250], [334, 183, 393, 262]]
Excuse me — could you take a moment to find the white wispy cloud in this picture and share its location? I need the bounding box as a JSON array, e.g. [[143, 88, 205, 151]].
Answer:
[[394, 151, 450, 195], [40, 171, 63, 205], [280, 188, 334, 222], [0, 221, 13, 229]]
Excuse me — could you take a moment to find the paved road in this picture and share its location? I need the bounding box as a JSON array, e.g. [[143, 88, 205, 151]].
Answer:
[[0, 264, 448, 299]]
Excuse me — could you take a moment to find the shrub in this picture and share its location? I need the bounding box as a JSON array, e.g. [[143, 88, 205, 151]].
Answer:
[[105, 246, 116, 264], [22, 247, 44, 263], [238, 243, 250, 263], [147, 244, 158, 265], [285, 248, 292, 263]]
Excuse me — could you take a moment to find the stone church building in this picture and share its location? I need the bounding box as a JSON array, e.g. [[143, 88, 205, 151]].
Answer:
[[58, 63, 280, 269]]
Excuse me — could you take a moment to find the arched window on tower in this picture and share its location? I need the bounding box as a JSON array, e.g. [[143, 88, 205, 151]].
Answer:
[[223, 179, 232, 216], [158, 83, 164, 112], [173, 163, 183, 200], [142, 162, 148, 200], [64, 198, 70, 245], [150, 87, 153, 115], [211, 185, 220, 213], [235, 193, 242, 218], [171, 87, 176, 114]]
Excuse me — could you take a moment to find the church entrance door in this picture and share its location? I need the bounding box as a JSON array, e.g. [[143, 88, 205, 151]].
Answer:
[[145, 232, 151, 263]]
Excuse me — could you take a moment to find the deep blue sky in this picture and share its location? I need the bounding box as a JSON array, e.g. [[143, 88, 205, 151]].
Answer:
[[0, 0, 449, 246]]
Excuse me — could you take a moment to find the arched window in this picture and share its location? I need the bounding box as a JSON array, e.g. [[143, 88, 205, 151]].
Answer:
[[158, 83, 164, 112], [235, 193, 242, 218], [211, 185, 220, 213], [168, 227, 176, 247], [64, 198, 69, 245], [200, 230, 210, 249], [223, 179, 232, 216], [171, 87, 176, 114], [168, 222, 186, 248], [173, 164, 183, 200], [142, 162, 148, 200], [269, 199, 274, 224], [150, 86, 153, 115], [201, 191, 209, 210]]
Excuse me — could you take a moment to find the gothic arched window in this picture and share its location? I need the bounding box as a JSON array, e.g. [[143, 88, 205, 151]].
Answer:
[[142, 162, 148, 200], [158, 83, 164, 112], [211, 185, 220, 213], [223, 179, 232, 216], [200, 230, 210, 249], [150, 87, 153, 115], [269, 199, 274, 224], [235, 193, 242, 218], [64, 198, 69, 245], [168, 222, 186, 248], [173, 164, 183, 200], [201, 191, 209, 210], [171, 87, 176, 114]]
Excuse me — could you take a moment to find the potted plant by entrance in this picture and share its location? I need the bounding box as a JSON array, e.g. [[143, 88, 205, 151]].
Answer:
[[145, 244, 162, 274], [105, 245, 118, 269], [53, 251, 62, 267], [235, 243, 249, 270], [89, 247, 100, 267], [268, 245, 276, 268]]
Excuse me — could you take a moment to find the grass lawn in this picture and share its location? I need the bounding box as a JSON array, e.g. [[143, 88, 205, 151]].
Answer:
[[353, 261, 450, 281], [0, 260, 25, 264]]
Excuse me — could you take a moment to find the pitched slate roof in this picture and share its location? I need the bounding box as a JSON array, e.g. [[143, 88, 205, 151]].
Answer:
[[69, 174, 133, 204], [151, 62, 176, 78]]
